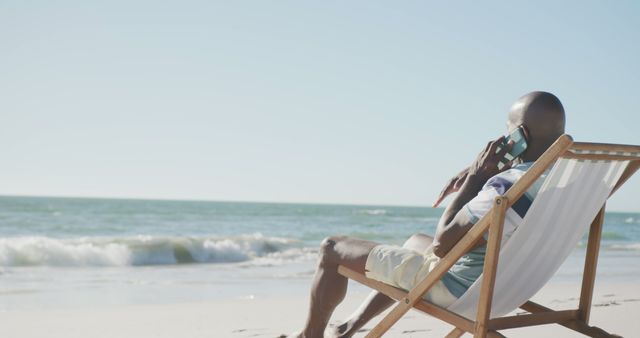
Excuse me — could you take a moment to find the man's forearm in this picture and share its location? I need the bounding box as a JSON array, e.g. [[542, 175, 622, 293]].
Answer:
[[432, 136, 511, 257], [436, 174, 487, 233]]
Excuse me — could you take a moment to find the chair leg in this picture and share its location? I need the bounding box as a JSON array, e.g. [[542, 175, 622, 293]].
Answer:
[[578, 206, 606, 323], [445, 327, 465, 338]]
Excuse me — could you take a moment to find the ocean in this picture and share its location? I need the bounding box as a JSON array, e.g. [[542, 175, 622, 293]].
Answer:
[[1, 196, 639, 310]]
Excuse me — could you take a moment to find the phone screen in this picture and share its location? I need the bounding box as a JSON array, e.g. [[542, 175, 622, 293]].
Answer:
[[497, 126, 528, 169]]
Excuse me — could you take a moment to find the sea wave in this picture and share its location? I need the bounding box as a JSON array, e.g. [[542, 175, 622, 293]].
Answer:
[[606, 243, 640, 251], [356, 209, 387, 216], [577, 240, 640, 252], [0, 234, 315, 267], [600, 231, 628, 240]]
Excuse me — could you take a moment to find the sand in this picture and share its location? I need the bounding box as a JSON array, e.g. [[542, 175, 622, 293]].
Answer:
[[0, 280, 637, 338]]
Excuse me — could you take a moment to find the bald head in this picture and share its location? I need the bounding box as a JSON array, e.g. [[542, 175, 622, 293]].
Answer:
[[507, 91, 566, 162]]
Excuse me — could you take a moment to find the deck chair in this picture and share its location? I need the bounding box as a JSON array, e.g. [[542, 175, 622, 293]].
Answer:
[[338, 134, 640, 338]]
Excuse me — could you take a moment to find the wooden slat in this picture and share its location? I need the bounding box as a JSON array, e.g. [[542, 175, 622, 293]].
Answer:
[[338, 265, 405, 299], [337, 265, 476, 333], [487, 310, 578, 330], [578, 206, 606, 323], [475, 197, 508, 338], [445, 327, 466, 338], [571, 142, 640, 154], [561, 152, 640, 162], [519, 300, 549, 313]]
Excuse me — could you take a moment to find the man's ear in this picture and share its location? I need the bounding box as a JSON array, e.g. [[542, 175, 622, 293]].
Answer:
[[521, 125, 530, 142]]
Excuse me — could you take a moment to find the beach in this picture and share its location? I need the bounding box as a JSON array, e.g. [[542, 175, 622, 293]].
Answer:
[[4, 0, 640, 336], [0, 280, 637, 337], [0, 196, 638, 337]]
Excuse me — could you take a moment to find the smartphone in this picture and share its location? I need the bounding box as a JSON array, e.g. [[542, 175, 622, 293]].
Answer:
[[497, 126, 528, 169]]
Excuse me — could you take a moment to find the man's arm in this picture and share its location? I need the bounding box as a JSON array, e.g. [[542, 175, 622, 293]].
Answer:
[[432, 137, 512, 258], [432, 167, 469, 208]]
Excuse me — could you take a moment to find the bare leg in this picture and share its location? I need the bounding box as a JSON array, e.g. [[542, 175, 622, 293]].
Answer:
[[293, 236, 380, 338], [328, 234, 434, 338]]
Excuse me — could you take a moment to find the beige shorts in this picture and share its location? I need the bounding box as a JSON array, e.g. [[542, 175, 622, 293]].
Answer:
[[364, 244, 457, 308]]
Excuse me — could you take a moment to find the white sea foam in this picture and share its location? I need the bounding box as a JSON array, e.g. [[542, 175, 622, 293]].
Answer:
[[608, 243, 640, 251], [248, 247, 317, 267], [357, 209, 387, 216], [0, 234, 308, 267]]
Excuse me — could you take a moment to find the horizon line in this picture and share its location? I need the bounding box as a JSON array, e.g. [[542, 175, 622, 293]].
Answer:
[[0, 193, 638, 213], [0, 193, 438, 210]]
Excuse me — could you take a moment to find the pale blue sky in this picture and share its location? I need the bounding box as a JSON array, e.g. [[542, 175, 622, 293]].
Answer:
[[1, 1, 639, 211]]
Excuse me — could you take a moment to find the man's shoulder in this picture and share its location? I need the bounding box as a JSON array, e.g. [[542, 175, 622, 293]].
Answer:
[[499, 162, 534, 178], [480, 162, 534, 195]]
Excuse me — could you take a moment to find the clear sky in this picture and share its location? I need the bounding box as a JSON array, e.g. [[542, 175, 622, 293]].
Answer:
[[1, 1, 639, 211]]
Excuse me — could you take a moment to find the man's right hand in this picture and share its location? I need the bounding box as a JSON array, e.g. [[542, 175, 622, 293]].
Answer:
[[432, 167, 469, 208], [467, 136, 513, 181], [432, 136, 513, 208]]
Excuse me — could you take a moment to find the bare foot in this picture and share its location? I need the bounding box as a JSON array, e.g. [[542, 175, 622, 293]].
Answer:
[[325, 321, 358, 338]]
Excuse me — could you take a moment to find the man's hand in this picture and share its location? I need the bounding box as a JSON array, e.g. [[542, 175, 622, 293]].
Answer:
[[432, 167, 469, 208], [432, 136, 513, 208], [468, 136, 514, 181]]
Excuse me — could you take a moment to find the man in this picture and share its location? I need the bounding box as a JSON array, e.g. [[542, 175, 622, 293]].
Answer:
[[288, 91, 566, 338]]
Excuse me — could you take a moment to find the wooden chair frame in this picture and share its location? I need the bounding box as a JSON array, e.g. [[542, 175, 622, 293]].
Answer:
[[338, 135, 640, 338]]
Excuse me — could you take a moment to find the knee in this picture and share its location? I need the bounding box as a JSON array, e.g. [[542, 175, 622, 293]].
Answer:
[[402, 233, 433, 252], [402, 234, 422, 248], [319, 236, 344, 265]]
